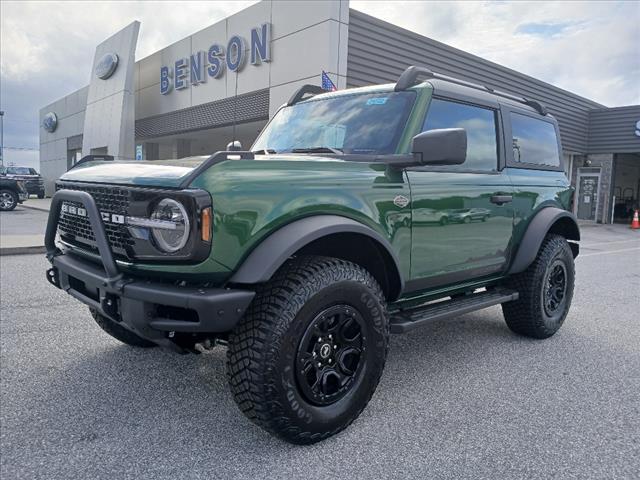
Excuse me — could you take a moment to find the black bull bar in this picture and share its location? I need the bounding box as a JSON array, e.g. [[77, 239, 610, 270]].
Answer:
[[44, 190, 255, 348]]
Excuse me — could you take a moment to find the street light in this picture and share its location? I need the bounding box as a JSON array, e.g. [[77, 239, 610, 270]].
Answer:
[[0, 111, 4, 166]]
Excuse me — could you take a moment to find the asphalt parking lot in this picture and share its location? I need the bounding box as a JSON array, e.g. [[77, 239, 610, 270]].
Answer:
[[1, 224, 639, 479]]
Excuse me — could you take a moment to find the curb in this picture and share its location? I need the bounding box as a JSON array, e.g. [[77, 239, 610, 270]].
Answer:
[[0, 245, 46, 256], [20, 204, 50, 213]]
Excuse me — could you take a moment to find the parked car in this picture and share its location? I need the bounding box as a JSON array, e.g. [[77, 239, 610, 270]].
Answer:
[[413, 207, 450, 225], [1, 166, 45, 198], [44, 65, 579, 444], [0, 175, 28, 211], [450, 207, 491, 223]]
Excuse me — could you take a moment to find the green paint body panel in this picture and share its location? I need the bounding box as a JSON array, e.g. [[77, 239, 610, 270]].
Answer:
[[56, 81, 576, 304]]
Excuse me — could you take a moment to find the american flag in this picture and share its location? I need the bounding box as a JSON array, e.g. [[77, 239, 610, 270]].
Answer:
[[321, 71, 337, 91]]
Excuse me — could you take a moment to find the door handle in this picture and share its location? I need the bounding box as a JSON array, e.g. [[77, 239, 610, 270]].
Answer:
[[490, 194, 513, 205]]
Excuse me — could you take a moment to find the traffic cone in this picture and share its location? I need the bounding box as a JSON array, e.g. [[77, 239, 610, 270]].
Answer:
[[631, 209, 640, 230]]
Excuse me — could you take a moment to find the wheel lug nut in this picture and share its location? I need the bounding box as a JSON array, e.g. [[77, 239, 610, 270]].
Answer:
[[328, 334, 332, 340], [312, 351, 316, 357], [333, 345, 337, 349], [318, 337, 322, 342], [328, 359, 332, 364], [317, 362, 322, 367]]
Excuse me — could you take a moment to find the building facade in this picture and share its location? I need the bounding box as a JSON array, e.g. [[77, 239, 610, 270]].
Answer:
[[39, 0, 640, 223]]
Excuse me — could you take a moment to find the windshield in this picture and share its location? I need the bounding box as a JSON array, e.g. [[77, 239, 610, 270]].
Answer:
[[6, 167, 37, 175], [252, 91, 416, 155]]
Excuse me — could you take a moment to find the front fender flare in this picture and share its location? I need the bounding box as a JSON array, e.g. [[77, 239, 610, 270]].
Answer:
[[229, 215, 403, 293], [508, 207, 580, 274]]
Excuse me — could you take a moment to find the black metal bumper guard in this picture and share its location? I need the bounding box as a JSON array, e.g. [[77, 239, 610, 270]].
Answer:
[[45, 190, 255, 346]]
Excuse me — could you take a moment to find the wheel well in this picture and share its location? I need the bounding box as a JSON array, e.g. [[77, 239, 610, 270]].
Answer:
[[295, 232, 402, 300], [548, 216, 580, 242]]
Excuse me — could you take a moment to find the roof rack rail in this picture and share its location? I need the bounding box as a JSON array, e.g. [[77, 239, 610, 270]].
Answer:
[[69, 155, 115, 170], [287, 84, 327, 106], [394, 65, 548, 116]]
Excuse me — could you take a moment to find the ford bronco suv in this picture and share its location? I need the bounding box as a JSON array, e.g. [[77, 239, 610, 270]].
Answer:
[[45, 66, 579, 444]]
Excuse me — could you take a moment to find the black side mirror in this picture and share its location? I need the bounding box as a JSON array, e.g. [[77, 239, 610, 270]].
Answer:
[[412, 128, 467, 165]]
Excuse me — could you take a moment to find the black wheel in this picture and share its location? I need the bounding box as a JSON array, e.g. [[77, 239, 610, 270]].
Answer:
[[227, 255, 389, 444], [439, 216, 449, 226], [37, 192, 45, 199], [463, 216, 471, 224], [0, 190, 18, 211], [90, 309, 157, 348], [481, 216, 487, 222], [502, 234, 575, 339]]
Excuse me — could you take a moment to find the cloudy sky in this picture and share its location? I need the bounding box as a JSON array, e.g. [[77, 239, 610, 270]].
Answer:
[[1, 0, 638, 168]]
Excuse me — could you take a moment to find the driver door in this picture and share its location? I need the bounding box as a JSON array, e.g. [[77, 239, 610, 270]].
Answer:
[[406, 97, 515, 290]]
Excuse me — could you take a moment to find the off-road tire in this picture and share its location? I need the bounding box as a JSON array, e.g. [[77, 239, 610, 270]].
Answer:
[[502, 234, 575, 339], [227, 255, 389, 444], [90, 309, 157, 348], [37, 192, 45, 199], [0, 189, 18, 211]]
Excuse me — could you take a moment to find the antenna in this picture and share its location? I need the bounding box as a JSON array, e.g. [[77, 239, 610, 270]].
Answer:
[[232, 69, 239, 146]]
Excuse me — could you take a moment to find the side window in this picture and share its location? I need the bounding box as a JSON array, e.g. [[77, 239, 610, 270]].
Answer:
[[510, 112, 560, 167], [422, 98, 498, 171]]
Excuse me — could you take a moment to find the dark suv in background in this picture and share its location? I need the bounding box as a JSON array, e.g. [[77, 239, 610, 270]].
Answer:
[[0, 175, 28, 211], [1, 166, 45, 198]]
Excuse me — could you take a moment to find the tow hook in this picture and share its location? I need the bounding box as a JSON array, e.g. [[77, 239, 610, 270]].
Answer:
[[101, 293, 120, 321], [46, 268, 60, 289]]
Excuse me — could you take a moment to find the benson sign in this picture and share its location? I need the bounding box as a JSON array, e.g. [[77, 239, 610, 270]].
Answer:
[[160, 23, 271, 95]]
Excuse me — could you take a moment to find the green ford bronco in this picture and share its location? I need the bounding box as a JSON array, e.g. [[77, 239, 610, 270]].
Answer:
[[45, 66, 579, 444]]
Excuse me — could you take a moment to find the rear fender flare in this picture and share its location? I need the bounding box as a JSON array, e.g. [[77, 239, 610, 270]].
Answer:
[[508, 207, 580, 274]]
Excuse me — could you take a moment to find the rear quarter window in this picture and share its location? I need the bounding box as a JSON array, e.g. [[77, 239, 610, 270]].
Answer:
[[510, 112, 561, 168]]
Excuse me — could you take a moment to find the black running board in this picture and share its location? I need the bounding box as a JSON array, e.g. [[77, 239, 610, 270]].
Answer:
[[390, 289, 519, 334]]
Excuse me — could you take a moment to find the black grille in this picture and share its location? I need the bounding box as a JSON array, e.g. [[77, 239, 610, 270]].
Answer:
[[56, 183, 135, 257]]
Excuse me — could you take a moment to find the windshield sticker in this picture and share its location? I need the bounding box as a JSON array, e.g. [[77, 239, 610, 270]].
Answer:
[[366, 97, 388, 105]]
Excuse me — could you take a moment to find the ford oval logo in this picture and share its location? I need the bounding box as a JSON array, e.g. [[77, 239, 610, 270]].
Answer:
[[42, 112, 58, 133], [95, 52, 119, 80]]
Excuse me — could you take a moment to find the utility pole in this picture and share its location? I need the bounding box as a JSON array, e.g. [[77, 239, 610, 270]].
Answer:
[[0, 111, 4, 166]]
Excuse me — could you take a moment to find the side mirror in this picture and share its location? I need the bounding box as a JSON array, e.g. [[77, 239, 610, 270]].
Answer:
[[227, 140, 243, 151], [411, 128, 467, 165]]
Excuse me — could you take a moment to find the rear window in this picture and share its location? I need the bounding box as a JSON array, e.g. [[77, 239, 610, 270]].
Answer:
[[510, 112, 560, 167], [6, 167, 37, 175]]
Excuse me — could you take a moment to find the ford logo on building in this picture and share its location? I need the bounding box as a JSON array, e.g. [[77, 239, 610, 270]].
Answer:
[[42, 112, 58, 133], [95, 52, 119, 80]]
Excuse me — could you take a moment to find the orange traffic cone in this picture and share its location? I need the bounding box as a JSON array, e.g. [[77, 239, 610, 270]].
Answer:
[[631, 209, 640, 230]]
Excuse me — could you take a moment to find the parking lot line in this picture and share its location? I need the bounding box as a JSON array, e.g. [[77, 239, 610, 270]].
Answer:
[[579, 246, 640, 258], [580, 238, 640, 248]]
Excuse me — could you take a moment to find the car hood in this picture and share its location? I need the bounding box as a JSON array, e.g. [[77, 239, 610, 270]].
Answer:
[[57, 154, 357, 188], [59, 156, 211, 188]]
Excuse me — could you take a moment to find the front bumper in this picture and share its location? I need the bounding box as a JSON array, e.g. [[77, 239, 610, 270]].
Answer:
[[45, 189, 255, 349], [26, 183, 44, 194]]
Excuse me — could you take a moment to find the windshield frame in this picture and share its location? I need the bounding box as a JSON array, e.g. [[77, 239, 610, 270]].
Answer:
[[252, 89, 417, 157]]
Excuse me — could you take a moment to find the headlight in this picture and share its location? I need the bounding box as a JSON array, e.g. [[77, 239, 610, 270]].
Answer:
[[150, 198, 190, 252]]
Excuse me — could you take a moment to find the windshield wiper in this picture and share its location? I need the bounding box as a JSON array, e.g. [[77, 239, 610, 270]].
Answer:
[[252, 148, 277, 154], [291, 146, 344, 154]]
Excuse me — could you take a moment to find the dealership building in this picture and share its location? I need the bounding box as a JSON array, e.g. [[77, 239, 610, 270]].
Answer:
[[39, 0, 640, 223]]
